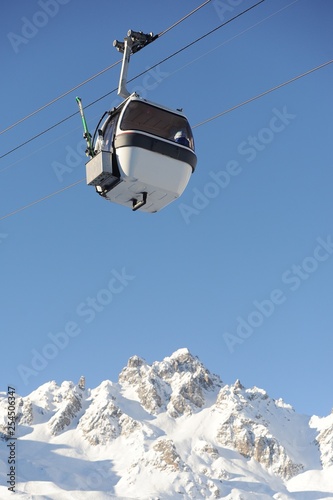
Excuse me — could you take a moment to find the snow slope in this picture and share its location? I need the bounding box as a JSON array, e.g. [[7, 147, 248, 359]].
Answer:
[[0, 348, 332, 499]]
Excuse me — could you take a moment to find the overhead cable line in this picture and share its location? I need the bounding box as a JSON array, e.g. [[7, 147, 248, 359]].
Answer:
[[0, 0, 265, 162], [167, 0, 300, 82], [193, 58, 333, 128], [0, 60, 121, 137], [158, 0, 212, 37], [84, 0, 266, 109], [0, 179, 85, 222], [0, 0, 212, 137], [1, 0, 297, 175], [0, 56, 331, 223]]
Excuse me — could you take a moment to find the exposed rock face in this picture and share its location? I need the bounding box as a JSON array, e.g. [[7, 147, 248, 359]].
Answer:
[[118, 355, 167, 414], [77, 381, 146, 445], [152, 438, 183, 471], [215, 382, 304, 479], [311, 410, 333, 468], [16, 397, 34, 426], [79, 399, 124, 444], [118, 348, 222, 417], [48, 384, 83, 436]]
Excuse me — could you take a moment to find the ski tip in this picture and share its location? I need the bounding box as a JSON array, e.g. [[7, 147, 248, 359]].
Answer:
[[75, 96, 81, 103]]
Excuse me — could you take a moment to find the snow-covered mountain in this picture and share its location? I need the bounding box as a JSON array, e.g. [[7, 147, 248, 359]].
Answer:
[[1, 348, 333, 499]]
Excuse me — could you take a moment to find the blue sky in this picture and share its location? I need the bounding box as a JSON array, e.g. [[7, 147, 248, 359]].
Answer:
[[1, 0, 332, 417]]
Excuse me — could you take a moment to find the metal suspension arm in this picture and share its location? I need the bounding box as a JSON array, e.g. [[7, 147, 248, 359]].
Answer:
[[113, 30, 158, 99], [116, 36, 132, 99]]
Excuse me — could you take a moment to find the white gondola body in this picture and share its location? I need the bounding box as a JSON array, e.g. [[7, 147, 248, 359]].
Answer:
[[85, 95, 197, 213]]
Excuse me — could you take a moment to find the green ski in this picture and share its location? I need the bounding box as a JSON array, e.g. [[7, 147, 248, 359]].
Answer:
[[76, 96, 95, 158]]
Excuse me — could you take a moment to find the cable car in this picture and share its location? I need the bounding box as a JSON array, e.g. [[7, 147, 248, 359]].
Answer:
[[77, 30, 197, 213], [87, 94, 197, 212]]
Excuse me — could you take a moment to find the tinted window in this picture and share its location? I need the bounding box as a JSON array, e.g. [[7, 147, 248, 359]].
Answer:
[[94, 113, 119, 153], [120, 100, 194, 150]]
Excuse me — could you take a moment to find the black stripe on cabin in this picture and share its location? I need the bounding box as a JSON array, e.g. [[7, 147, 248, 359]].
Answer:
[[114, 133, 197, 172]]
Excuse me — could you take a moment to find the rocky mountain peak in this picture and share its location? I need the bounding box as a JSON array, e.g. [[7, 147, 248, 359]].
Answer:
[[233, 379, 245, 391], [119, 348, 222, 417], [127, 354, 146, 368]]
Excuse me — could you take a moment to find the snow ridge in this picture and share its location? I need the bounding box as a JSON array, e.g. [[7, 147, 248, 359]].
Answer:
[[0, 348, 332, 499]]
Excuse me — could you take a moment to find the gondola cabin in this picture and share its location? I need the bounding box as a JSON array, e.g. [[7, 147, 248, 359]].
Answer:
[[86, 93, 197, 212]]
